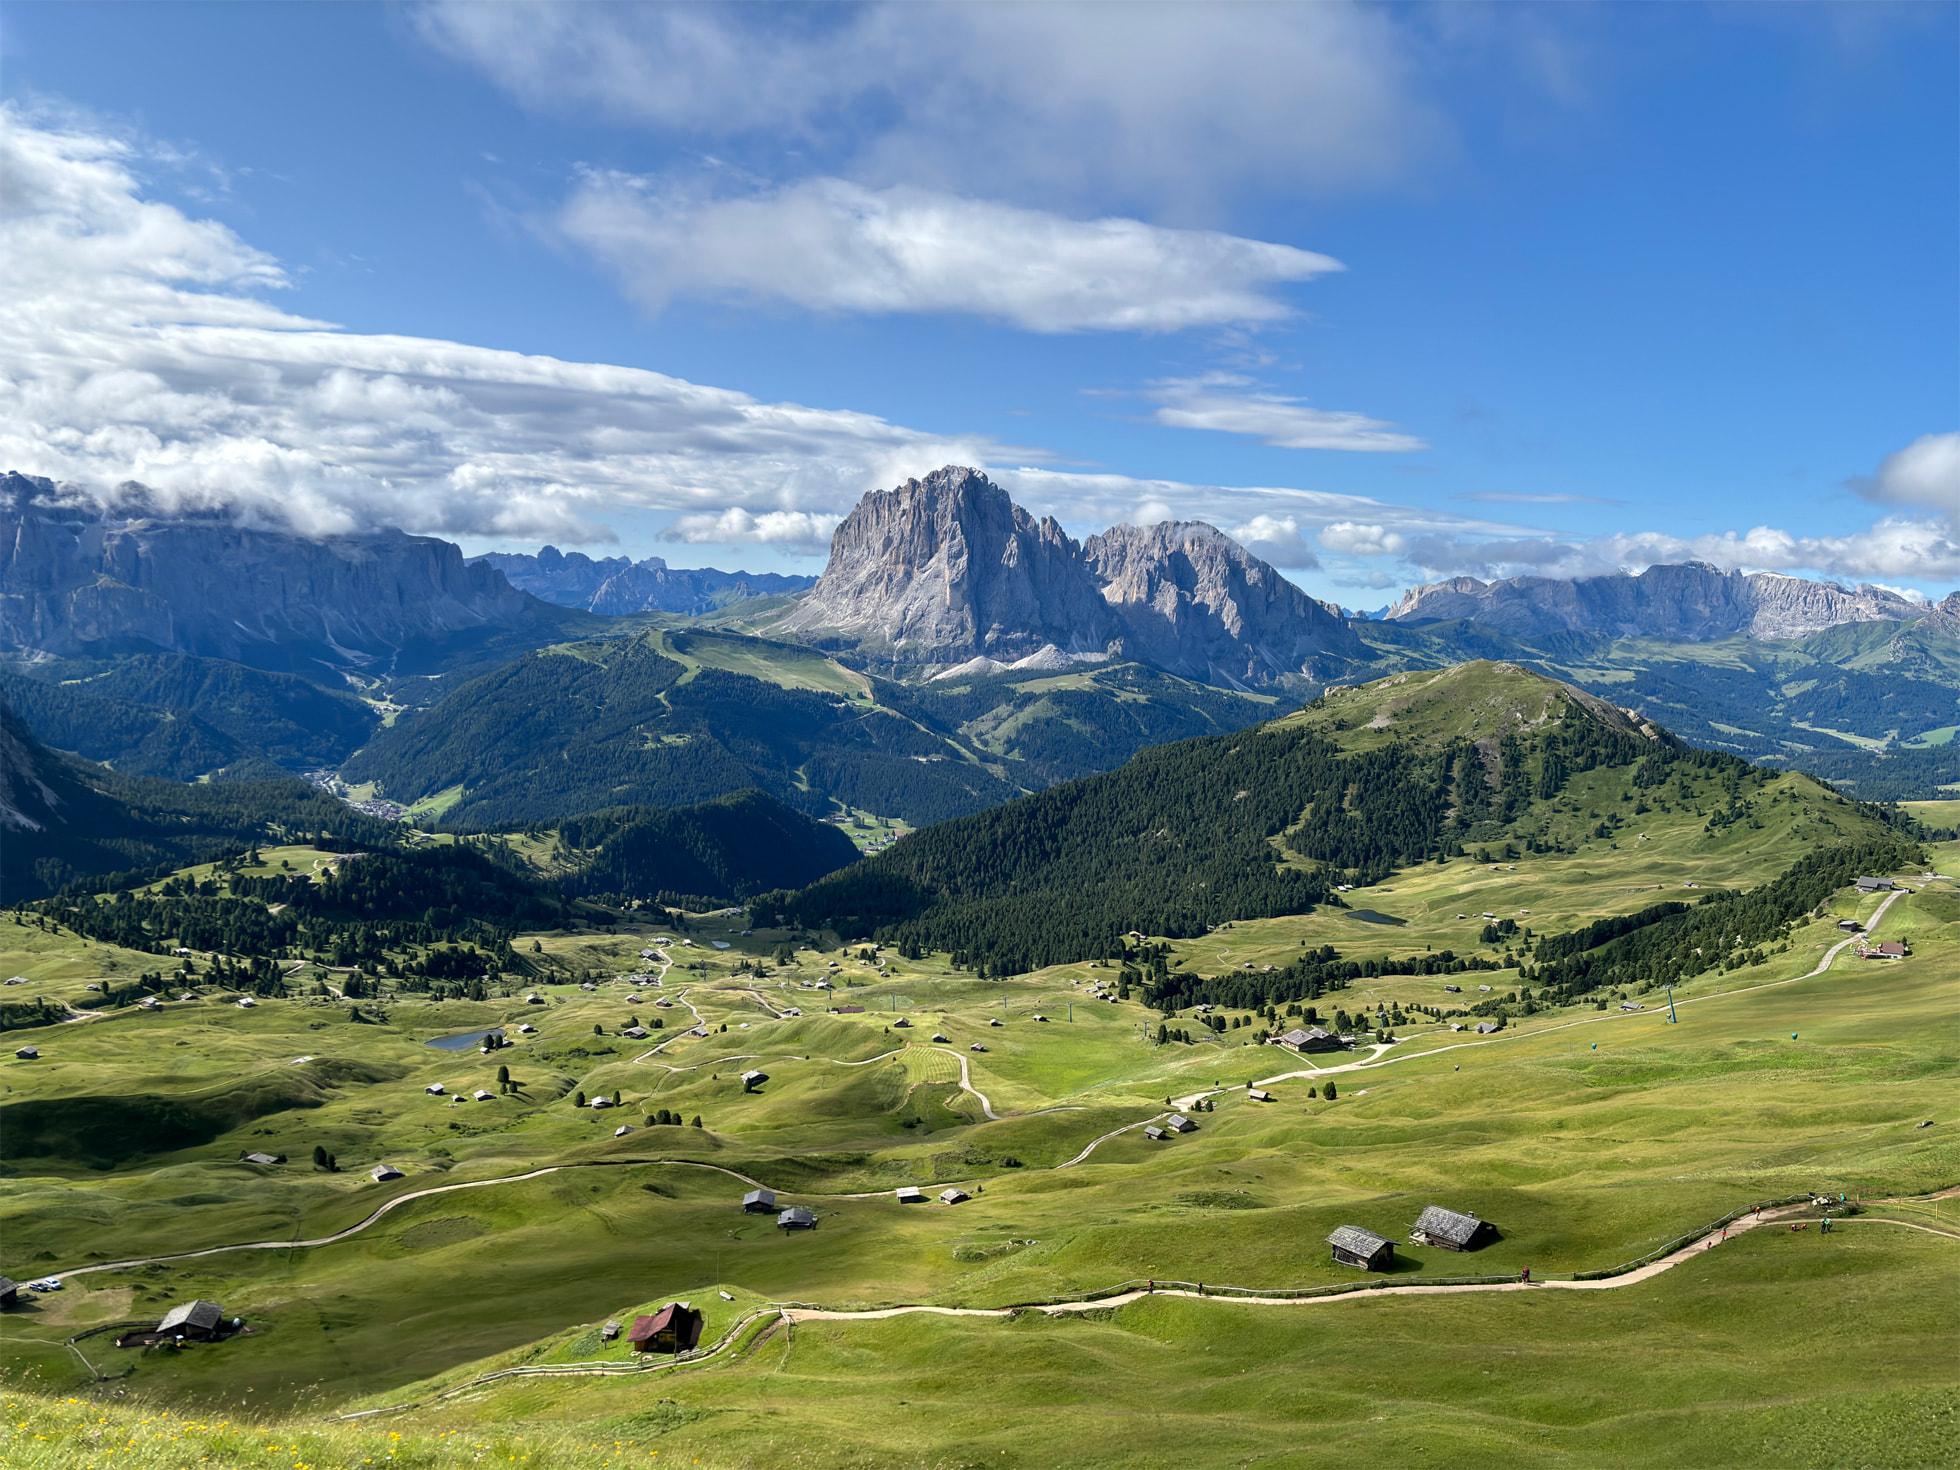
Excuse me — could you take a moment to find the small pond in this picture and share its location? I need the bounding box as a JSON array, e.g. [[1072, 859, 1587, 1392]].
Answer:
[[426, 1028, 506, 1051]]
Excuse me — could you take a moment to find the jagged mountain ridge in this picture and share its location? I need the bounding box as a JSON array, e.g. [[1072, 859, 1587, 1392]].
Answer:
[[472, 545, 815, 615], [778, 466, 1362, 685], [1388, 562, 1926, 641], [0, 472, 565, 674]]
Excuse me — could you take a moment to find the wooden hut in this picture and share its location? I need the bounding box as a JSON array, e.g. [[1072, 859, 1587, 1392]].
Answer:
[[1410, 1205, 1487, 1252], [1165, 1114, 1197, 1134], [894, 1186, 925, 1203], [939, 1187, 970, 1205], [740, 1069, 768, 1091], [1326, 1226, 1395, 1272], [370, 1164, 403, 1182], [0, 1277, 19, 1309], [777, 1206, 817, 1230], [742, 1188, 778, 1214], [157, 1300, 227, 1340], [627, 1303, 701, 1354]]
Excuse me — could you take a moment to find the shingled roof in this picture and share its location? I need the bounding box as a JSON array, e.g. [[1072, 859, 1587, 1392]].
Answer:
[[1325, 1225, 1391, 1257], [1413, 1204, 1484, 1248], [157, 1300, 224, 1335]]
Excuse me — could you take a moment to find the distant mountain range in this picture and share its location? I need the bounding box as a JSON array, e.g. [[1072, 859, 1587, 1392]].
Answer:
[[776, 465, 1361, 686], [1388, 563, 1933, 641], [0, 472, 568, 676], [1, 465, 1955, 816], [472, 545, 815, 615]]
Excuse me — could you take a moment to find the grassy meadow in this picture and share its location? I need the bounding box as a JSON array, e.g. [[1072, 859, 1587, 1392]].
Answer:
[[1, 821, 1954, 1466]]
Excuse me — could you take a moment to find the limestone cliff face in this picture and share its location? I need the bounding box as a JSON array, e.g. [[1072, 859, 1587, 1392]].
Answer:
[[781, 467, 1360, 684], [1084, 521, 1362, 684], [1, 472, 550, 668], [1387, 562, 1922, 641], [778, 466, 1118, 660]]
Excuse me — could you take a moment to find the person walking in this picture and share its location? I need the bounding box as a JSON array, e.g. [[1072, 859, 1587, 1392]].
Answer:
[[1520, 1266, 1531, 1284]]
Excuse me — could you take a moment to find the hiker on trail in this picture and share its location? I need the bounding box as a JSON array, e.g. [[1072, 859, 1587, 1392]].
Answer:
[[1147, 1279, 1154, 1294], [1520, 1266, 1530, 1284]]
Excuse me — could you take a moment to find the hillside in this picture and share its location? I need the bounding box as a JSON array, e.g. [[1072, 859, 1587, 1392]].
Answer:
[[340, 626, 1276, 829], [551, 790, 862, 905], [776, 662, 1910, 972], [1361, 607, 1960, 799], [0, 700, 404, 900]]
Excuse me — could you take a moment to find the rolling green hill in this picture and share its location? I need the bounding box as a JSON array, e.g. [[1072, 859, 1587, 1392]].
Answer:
[[1361, 613, 1960, 799], [340, 627, 1276, 829], [776, 663, 1911, 974]]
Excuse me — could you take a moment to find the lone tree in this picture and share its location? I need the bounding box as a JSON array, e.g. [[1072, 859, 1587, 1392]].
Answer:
[[575, 1091, 587, 1108], [1323, 1081, 1338, 1101], [312, 1144, 328, 1169]]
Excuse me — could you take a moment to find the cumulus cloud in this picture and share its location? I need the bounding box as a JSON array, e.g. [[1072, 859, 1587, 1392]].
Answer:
[[0, 106, 1009, 542], [1849, 431, 1960, 509], [1319, 522, 1409, 557], [417, 1, 1437, 215], [556, 175, 1341, 333], [1225, 514, 1320, 570], [1146, 376, 1425, 452], [662, 507, 840, 556]]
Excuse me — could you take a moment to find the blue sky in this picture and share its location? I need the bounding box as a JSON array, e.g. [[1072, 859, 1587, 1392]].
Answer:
[[2, 1, 1954, 606]]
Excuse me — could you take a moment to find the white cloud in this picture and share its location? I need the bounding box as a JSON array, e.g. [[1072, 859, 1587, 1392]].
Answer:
[[662, 507, 839, 556], [1319, 522, 1409, 557], [1850, 431, 1960, 509], [0, 106, 1011, 542], [417, 1, 1437, 215], [1400, 516, 1960, 585], [1226, 514, 1320, 570], [1146, 376, 1425, 452], [556, 175, 1341, 334]]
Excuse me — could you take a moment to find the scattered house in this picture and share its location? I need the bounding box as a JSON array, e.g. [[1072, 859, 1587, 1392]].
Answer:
[[425, 1083, 446, 1095], [1619, 1002, 1643, 1012], [601, 1320, 622, 1343], [939, 1188, 969, 1205], [778, 1206, 817, 1230], [891, 1017, 912, 1029], [580, 982, 597, 991], [1274, 1026, 1344, 1054], [156, 1300, 227, 1340], [517, 1023, 537, 1034], [627, 1303, 702, 1354], [14, 1046, 38, 1060], [0, 1277, 18, 1309], [473, 1089, 495, 1101], [1449, 1023, 1465, 1032], [1443, 984, 1463, 993], [1410, 1205, 1488, 1252], [1326, 1226, 1395, 1272], [1478, 984, 1493, 993], [653, 999, 673, 1009], [1475, 1022, 1502, 1034], [614, 1125, 633, 1137], [1481, 912, 1496, 920], [241, 1152, 282, 1166], [743, 1188, 778, 1214], [1855, 876, 1896, 893], [1143, 1125, 1167, 1141], [931, 1032, 950, 1043], [235, 997, 257, 1008], [1867, 940, 1909, 959], [1837, 920, 1862, 932], [969, 1043, 987, 1052], [834, 1004, 865, 1014], [781, 1007, 802, 1018], [895, 1186, 925, 1203], [138, 996, 160, 1010], [639, 948, 659, 960], [1247, 1088, 1273, 1102], [1165, 1114, 1197, 1133], [621, 1026, 649, 1040], [988, 1018, 1003, 1027], [589, 1095, 613, 1109], [371, 1164, 403, 1182], [740, 1070, 768, 1091], [524, 993, 545, 1004]]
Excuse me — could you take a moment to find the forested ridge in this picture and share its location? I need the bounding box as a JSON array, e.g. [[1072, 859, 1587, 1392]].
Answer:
[[555, 790, 860, 906]]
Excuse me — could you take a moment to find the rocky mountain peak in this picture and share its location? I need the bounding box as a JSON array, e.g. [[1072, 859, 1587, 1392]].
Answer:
[[1388, 561, 1924, 642], [779, 468, 1361, 683]]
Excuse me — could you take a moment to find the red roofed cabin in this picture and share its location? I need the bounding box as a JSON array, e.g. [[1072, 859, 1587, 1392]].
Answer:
[[627, 1303, 703, 1354]]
